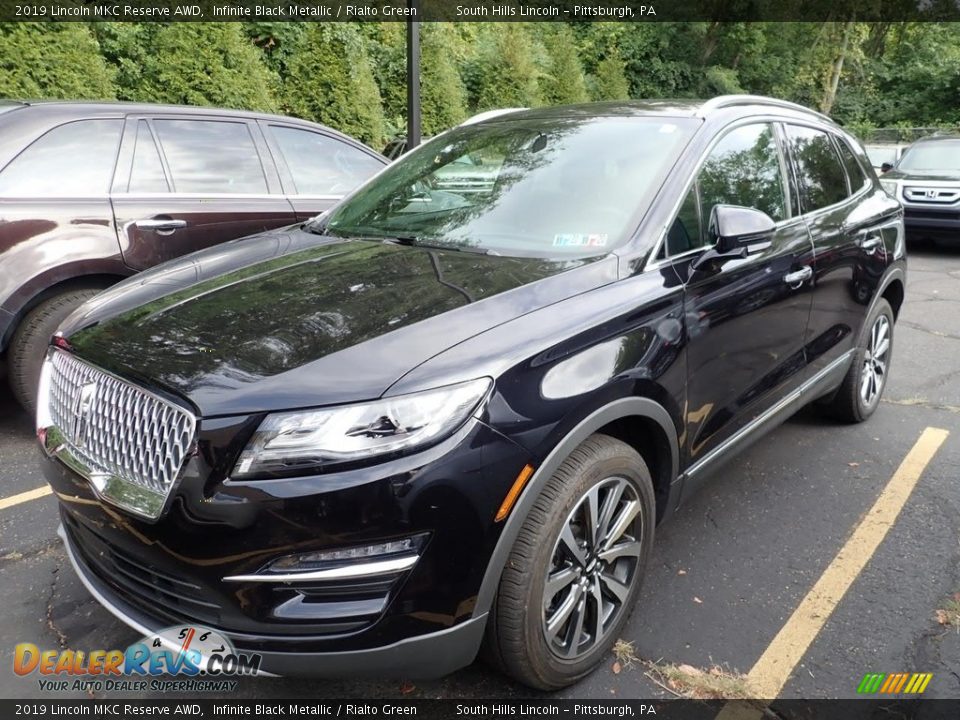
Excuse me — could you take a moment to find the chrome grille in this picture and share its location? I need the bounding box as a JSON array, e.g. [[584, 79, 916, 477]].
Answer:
[[904, 186, 960, 204], [47, 349, 196, 501]]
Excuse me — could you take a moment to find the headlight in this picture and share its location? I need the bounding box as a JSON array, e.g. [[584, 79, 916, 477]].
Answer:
[[880, 179, 899, 198], [232, 378, 491, 478]]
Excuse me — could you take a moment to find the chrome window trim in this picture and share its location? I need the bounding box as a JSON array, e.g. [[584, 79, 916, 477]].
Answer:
[[644, 114, 803, 272], [780, 121, 873, 221]]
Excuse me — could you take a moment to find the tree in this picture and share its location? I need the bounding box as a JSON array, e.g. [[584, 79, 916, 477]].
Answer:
[[243, 22, 308, 75], [281, 24, 387, 147], [420, 24, 469, 134], [474, 24, 542, 111], [0, 23, 115, 100], [96, 23, 277, 111], [540, 24, 589, 105], [363, 23, 407, 135], [592, 47, 631, 101]]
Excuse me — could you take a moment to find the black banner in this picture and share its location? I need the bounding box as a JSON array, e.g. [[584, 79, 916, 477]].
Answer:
[[4, 699, 960, 720], [2, 0, 960, 23]]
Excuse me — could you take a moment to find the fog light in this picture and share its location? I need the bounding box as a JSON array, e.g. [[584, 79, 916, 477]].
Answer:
[[268, 533, 429, 572]]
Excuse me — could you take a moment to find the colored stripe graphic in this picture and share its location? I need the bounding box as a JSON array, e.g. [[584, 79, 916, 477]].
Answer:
[[858, 672, 932, 694]]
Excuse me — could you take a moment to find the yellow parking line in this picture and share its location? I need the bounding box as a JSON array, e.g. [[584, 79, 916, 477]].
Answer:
[[717, 426, 949, 717], [0, 485, 53, 511]]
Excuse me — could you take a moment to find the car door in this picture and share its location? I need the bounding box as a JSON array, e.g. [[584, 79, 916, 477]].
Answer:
[[111, 116, 296, 271], [260, 122, 386, 221], [783, 125, 897, 378], [661, 121, 816, 480]]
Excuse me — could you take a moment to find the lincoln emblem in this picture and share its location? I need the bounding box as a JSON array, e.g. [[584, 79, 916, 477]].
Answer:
[[72, 382, 97, 447]]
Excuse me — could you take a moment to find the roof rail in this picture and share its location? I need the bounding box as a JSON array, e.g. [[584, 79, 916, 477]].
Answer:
[[697, 95, 832, 123], [0, 100, 28, 115], [459, 108, 527, 126]]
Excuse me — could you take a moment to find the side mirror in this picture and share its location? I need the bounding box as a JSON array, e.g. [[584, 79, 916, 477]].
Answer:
[[690, 205, 775, 277], [708, 204, 776, 252], [880, 163, 893, 174]]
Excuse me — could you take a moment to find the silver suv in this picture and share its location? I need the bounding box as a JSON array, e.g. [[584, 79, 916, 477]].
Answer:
[[880, 134, 960, 246]]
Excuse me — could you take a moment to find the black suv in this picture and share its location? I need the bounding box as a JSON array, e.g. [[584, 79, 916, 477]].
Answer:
[[0, 100, 386, 414], [39, 96, 905, 690]]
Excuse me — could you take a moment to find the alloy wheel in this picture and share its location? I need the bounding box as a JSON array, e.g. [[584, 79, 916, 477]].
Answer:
[[541, 476, 643, 660], [861, 314, 891, 407]]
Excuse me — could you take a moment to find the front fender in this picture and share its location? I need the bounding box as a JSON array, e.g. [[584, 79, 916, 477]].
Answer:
[[472, 395, 679, 619]]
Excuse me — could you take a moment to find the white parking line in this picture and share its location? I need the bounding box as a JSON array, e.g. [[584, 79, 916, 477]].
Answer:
[[0, 485, 52, 511]]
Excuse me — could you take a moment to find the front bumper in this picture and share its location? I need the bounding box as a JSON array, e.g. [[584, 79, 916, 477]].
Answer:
[[43, 409, 533, 677], [59, 523, 487, 678], [902, 204, 960, 239]]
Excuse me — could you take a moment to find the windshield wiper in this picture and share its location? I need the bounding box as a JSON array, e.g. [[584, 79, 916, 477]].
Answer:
[[374, 235, 489, 255], [322, 226, 489, 255]]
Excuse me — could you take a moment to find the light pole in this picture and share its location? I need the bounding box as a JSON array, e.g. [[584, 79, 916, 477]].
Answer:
[[406, 1, 421, 151]]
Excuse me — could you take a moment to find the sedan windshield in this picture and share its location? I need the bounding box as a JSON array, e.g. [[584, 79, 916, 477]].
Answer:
[[323, 115, 698, 258], [897, 140, 960, 172]]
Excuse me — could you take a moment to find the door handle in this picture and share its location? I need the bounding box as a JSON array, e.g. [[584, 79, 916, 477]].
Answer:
[[783, 266, 813, 287], [860, 234, 882, 253], [135, 218, 187, 234]]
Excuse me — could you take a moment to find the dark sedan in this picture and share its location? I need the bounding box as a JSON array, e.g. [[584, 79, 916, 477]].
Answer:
[[38, 96, 905, 690]]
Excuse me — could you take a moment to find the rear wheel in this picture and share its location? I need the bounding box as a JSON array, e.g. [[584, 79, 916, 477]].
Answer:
[[9, 287, 104, 415], [484, 434, 655, 689], [825, 298, 894, 423]]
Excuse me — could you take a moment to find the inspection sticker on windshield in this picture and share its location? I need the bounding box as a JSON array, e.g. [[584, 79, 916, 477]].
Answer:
[[554, 233, 608, 248]]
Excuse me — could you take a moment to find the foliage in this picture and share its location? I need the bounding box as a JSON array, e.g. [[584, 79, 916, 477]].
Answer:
[[540, 24, 589, 105], [474, 23, 542, 111], [5, 20, 960, 149], [419, 24, 470, 134], [280, 23, 387, 147], [96, 23, 277, 111], [592, 46, 631, 101], [0, 23, 115, 100]]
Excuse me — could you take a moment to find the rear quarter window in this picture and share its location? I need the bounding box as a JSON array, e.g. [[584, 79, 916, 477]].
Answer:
[[784, 125, 849, 212]]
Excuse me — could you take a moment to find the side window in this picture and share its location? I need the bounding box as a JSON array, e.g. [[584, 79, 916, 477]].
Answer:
[[152, 119, 268, 194], [663, 185, 702, 257], [698, 123, 787, 224], [784, 125, 848, 212], [268, 126, 383, 195], [128, 121, 169, 193], [835, 137, 870, 193], [0, 119, 122, 197]]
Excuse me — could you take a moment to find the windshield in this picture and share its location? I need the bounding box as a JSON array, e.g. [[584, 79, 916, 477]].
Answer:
[[323, 116, 698, 258], [897, 140, 960, 172]]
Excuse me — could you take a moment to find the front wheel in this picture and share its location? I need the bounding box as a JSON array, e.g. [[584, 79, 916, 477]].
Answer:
[[826, 298, 895, 423], [484, 434, 655, 689]]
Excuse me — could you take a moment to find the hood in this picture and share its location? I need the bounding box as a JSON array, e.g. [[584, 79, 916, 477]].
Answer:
[[884, 169, 960, 182], [60, 227, 616, 416]]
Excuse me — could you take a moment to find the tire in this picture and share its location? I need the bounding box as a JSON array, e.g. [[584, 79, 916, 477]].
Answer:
[[484, 434, 655, 690], [9, 287, 104, 415], [825, 298, 895, 423]]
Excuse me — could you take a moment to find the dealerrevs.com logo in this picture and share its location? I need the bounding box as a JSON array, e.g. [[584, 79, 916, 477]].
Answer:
[[14, 625, 261, 693]]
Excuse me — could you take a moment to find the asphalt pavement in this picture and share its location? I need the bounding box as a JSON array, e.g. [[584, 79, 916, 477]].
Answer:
[[1, 243, 958, 701]]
